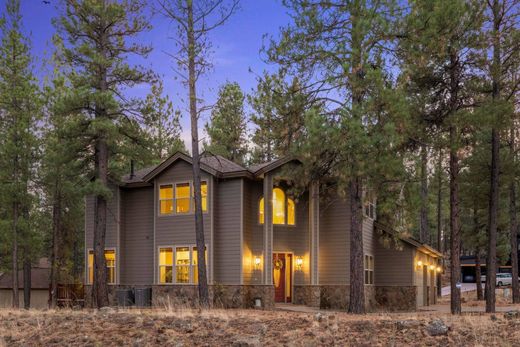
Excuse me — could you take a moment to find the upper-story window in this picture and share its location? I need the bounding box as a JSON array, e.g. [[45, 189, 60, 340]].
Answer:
[[364, 191, 376, 220], [159, 181, 207, 215], [259, 187, 295, 226]]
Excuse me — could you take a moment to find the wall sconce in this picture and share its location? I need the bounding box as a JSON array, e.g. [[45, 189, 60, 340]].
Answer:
[[429, 265, 435, 271], [436, 266, 442, 272], [253, 256, 262, 270], [417, 260, 423, 268], [295, 257, 303, 271]]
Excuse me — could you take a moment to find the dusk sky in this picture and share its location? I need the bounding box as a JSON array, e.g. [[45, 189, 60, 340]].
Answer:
[[10, 0, 292, 146]]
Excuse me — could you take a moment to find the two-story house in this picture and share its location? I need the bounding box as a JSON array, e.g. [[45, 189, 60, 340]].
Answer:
[[84, 152, 441, 311]]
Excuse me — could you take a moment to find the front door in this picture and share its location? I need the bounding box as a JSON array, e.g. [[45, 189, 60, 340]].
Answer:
[[273, 253, 292, 303]]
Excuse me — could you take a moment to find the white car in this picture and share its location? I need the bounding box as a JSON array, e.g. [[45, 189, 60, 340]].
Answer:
[[481, 273, 520, 287]]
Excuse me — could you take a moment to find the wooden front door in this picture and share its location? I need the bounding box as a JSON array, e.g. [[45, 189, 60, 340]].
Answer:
[[273, 253, 292, 303]]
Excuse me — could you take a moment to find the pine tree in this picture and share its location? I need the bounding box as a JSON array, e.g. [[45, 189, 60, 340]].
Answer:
[[205, 81, 247, 164], [248, 71, 314, 164], [268, 0, 408, 314], [0, 0, 40, 309], [141, 80, 186, 164], [157, 0, 239, 306], [55, 0, 154, 308]]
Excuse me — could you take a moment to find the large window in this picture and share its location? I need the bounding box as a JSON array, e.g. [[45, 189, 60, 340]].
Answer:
[[259, 187, 296, 226], [159, 181, 208, 215], [364, 255, 374, 285], [87, 249, 116, 284], [159, 245, 207, 284]]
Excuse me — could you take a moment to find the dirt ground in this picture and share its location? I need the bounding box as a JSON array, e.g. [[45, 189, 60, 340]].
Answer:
[[1, 307, 520, 346]]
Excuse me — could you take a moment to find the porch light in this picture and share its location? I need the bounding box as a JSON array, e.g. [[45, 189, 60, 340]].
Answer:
[[295, 257, 303, 271], [436, 266, 442, 272], [429, 265, 435, 271], [417, 260, 423, 267], [254, 256, 262, 270]]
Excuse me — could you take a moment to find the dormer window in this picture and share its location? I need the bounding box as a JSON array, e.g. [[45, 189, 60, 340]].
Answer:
[[259, 187, 296, 226]]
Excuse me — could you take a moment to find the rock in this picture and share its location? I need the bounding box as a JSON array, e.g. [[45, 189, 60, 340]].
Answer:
[[314, 313, 324, 322], [426, 319, 449, 336], [231, 337, 260, 347], [504, 311, 520, 320], [491, 314, 498, 321], [396, 320, 421, 330], [99, 307, 116, 315]]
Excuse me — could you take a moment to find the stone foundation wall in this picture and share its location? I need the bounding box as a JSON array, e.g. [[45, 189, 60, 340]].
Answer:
[[293, 285, 320, 307], [86, 284, 274, 309], [375, 286, 417, 312]]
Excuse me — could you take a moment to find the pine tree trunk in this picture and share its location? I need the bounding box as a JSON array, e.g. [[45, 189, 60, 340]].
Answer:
[[510, 128, 519, 303], [348, 177, 365, 314], [23, 254, 31, 309], [486, 0, 501, 313], [12, 201, 19, 309], [50, 190, 61, 308], [93, 137, 109, 308], [476, 251, 484, 301], [449, 125, 461, 314], [187, 0, 209, 307], [420, 144, 429, 244], [436, 149, 443, 297]]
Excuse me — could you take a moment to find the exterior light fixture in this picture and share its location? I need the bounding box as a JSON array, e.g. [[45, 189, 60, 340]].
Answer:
[[295, 257, 303, 271], [429, 265, 435, 271], [436, 266, 442, 272], [417, 260, 423, 267], [254, 256, 262, 270]]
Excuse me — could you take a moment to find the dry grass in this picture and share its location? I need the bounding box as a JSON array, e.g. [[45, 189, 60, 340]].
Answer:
[[1, 307, 520, 346]]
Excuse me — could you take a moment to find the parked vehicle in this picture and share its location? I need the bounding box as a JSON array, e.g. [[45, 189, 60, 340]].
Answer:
[[480, 273, 520, 287]]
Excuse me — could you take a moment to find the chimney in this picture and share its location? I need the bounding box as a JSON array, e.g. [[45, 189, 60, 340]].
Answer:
[[130, 159, 135, 179]]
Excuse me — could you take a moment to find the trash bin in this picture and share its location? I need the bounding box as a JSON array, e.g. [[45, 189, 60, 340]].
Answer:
[[116, 289, 134, 307], [134, 287, 152, 307]]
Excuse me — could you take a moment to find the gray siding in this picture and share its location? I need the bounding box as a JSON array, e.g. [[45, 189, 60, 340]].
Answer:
[[120, 187, 154, 285], [154, 159, 212, 283], [242, 180, 254, 284], [214, 178, 242, 284], [374, 239, 414, 286], [319, 195, 350, 284]]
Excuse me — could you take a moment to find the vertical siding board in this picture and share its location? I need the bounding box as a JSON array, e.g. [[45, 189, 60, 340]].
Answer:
[[374, 240, 414, 286]]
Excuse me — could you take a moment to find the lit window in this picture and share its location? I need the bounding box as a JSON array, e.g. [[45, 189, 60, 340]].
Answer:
[[159, 185, 174, 214], [87, 249, 116, 284], [273, 188, 286, 224], [175, 247, 190, 283], [176, 183, 191, 213], [159, 247, 173, 284], [259, 198, 264, 224], [364, 255, 374, 285], [192, 246, 207, 284], [259, 188, 295, 225], [287, 199, 295, 226], [193, 181, 208, 212]]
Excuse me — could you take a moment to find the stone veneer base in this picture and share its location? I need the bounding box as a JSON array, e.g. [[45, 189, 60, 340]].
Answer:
[[84, 284, 417, 312]]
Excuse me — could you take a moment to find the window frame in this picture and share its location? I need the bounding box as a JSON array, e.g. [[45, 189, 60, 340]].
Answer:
[[157, 244, 208, 285], [86, 247, 117, 285], [363, 193, 376, 220], [364, 254, 374, 285], [159, 184, 174, 215], [258, 187, 297, 227], [158, 246, 174, 284], [157, 180, 209, 217]]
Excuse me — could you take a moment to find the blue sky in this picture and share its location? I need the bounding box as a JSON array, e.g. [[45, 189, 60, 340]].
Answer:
[[10, 0, 291, 146]]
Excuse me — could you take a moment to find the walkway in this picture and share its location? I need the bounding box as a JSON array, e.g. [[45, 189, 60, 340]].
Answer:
[[441, 283, 476, 296]]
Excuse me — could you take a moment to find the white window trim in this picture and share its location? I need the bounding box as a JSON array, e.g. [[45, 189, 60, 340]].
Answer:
[[87, 247, 117, 285], [158, 180, 209, 217], [157, 246, 174, 284]]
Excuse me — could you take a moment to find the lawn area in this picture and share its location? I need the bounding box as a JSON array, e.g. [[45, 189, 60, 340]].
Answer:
[[1, 307, 520, 346]]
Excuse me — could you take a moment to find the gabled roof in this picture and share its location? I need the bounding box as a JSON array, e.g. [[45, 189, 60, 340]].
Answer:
[[374, 221, 443, 258], [119, 152, 299, 186], [248, 156, 300, 176], [0, 259, 50, 290]]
